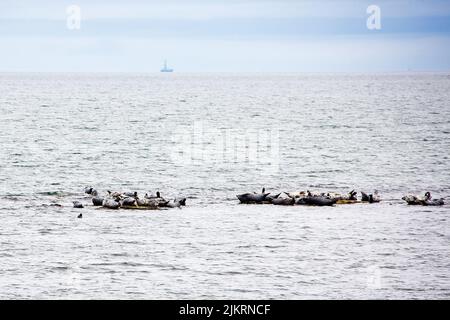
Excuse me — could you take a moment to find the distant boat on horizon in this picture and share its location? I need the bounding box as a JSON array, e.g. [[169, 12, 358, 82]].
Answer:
[[160, 60, 173, 73]]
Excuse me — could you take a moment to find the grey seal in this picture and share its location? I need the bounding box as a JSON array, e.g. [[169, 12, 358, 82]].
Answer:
[[402, 195, 423, 205], [73, 201, 84, 208], [84, 186, 98, 196], [174, 197, 186, 206], [164, 200, 183, 208], [423, 192, 444, 206], [236, 188, 270, 204], [102, 198, 120, 209], [266, 193, 282, 202], [401, 192, 444, 206], [121, 197, 137, 207], [145, 191, 169, 207], [92, 197, 104, 206], [269, 193, 295, 205], [136, 198, 159, 208], [296, 193, 336, 206], [145, 191, 162, 199], [361, 190, 381, 203], [271, 197, 295, 206], [333, 190, 357, 201], [107, 190, 122, 199], [123, 191, 138, 198]]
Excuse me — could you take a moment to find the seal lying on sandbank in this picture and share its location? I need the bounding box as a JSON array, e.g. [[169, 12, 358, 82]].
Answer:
[[145, 191, 161, 199], [136, 198, 159, 208], [123, 191, 138, 198], [268, 193, 295, 205], [423, 192, 445, 206], [174, 197, 187, 206], [92, 197, 104, 206], [84, 186, 98, 197], [236, 188, 270, 204], [164, 199, 185, 208], [144, 191, 170, 207], [402, 192, 444, 206], [121, 197, 137, 207], [81, 187, 186, 210], [296, 192, 337, 206], [107, 190, 122, 199], [361, 190, 381, 203], [102, 198, 120, 209], [328, 190, 357, 202], [402, 195, 423, 205], [73, 201, 84, 208]]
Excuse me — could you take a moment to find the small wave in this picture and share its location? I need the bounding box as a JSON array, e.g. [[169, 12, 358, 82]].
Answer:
[[51, 266, 70, 271], [38, 228, 53, 234], [0, 195, 25, 201], [37, 191, 64, 196], [36, 191, 78, 197]]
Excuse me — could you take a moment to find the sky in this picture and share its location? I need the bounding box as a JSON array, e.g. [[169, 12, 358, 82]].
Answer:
[[1, 0, 450, 72]]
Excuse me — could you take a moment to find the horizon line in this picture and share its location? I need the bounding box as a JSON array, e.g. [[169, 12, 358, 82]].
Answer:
[[1, 70, 450, 74]]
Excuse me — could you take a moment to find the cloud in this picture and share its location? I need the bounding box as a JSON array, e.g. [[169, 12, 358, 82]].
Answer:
[[1, 15, 450, 39], [1, 0, 450, 71], [1, 0, 450, 21]]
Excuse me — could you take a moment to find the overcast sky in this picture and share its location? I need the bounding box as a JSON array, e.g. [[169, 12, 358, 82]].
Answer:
[[1, 0, 450, 72]]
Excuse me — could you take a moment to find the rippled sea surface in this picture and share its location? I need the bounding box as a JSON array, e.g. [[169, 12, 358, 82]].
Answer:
[[0, 73, 449, 299]]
